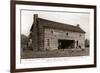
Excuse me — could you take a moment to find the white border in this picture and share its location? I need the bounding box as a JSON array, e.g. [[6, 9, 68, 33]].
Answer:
[[16, 4, 94, 69]]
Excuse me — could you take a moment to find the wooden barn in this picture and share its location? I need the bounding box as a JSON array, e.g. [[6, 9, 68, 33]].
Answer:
[[29, 14, 86, 51]]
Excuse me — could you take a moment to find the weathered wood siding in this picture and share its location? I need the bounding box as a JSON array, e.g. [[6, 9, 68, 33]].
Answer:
[[31, 14, 85, 51], [44, 28, 85, 50]]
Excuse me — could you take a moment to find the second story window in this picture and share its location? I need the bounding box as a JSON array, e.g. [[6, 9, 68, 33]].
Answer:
[[80, 34, 81, 37], [51, 30, 53, 34]]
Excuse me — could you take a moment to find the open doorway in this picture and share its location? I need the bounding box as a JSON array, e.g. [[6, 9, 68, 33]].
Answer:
[[58, 39, 75, 49]]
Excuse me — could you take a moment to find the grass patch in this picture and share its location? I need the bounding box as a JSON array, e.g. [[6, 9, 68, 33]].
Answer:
[[21, 48, 89, 59]]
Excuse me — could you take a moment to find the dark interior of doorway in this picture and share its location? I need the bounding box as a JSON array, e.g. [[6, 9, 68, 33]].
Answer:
[[58, 39, 75, 49]]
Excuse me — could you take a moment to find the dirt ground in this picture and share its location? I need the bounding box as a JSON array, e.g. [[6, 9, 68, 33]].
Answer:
[[21, 48, 89, 59]]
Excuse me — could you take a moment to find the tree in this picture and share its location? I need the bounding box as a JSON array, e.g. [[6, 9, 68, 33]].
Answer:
[[85, 39, 90, 48], [21, 34, 29, 51]]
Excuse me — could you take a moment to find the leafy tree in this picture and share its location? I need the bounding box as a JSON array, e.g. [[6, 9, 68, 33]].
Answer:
[[21, 34, 29, 51], [85, 39, 90, 48]]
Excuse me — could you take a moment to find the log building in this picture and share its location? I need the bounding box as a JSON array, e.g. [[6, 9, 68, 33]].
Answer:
[[29, 14, 86, 51]]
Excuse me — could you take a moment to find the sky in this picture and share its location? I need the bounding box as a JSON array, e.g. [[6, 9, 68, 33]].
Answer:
[[21, 10, 90, 39]]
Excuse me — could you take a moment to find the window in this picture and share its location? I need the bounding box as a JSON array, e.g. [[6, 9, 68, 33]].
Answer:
[[66, 32, 68, 36], [51, 30, 53, 34], [80, 34, 81, 37], [47, 39, 50, 46], [77, 40, 78, 47]]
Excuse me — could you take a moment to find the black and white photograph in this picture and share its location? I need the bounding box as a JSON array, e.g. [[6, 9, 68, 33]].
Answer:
[[21, 10, 90, 59], [11, 1, 96, 72]]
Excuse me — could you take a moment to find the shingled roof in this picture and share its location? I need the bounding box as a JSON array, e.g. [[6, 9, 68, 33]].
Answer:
[[31, 17, 85, 33]]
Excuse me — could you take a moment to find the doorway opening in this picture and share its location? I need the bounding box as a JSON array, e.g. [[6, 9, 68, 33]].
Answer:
[[58, 39, 75, 49]]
